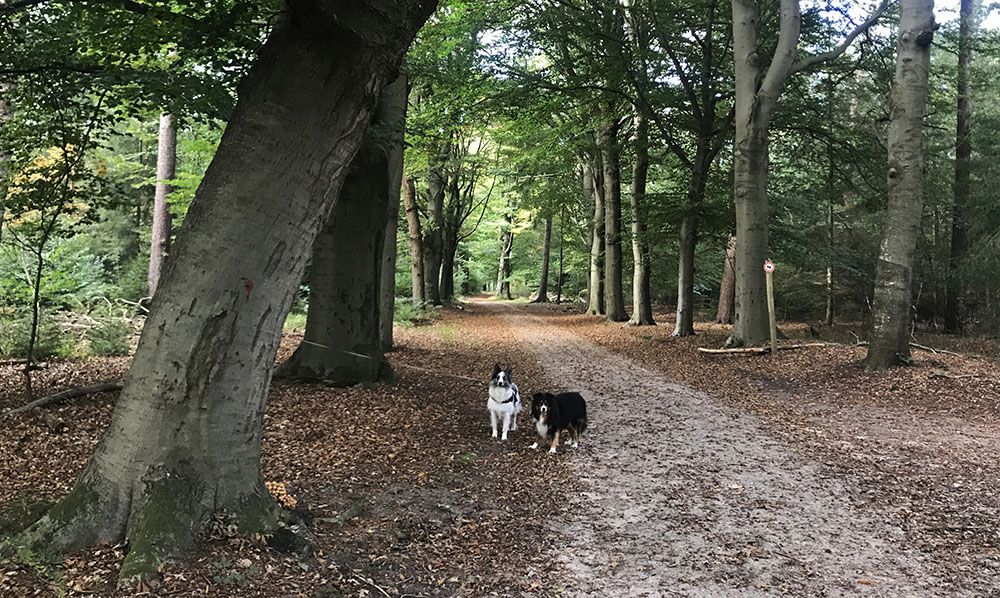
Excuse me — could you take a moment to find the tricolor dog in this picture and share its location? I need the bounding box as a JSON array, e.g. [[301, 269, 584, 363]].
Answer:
[[529, 391, 587, 453], [487, 363, 522, 440]]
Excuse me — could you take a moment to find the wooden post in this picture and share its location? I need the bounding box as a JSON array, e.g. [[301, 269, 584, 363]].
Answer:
[[764, 259, 777, 357]]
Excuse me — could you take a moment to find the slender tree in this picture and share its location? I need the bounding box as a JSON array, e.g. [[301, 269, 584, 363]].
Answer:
[[403, 176, 425, 306], [496, 196, 514, 300], [716, 235, 736, 324], [147, 112, 175, 298], [628, 113, 654, 325], [585, 159, 605, 315], [379, 75, 408, 350], [865, 0, 936, 369], [532, 215, 552, 302], [600, 119, 628, 322], [945, 0, 979, 333], [14, 1, 435, 580]]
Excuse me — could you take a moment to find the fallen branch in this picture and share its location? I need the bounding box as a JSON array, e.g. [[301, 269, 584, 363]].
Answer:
[[909, 342, 963, 357], [697, 343, 829, 355], [3, 382, 122, 417], [929, 368, 978, 380]]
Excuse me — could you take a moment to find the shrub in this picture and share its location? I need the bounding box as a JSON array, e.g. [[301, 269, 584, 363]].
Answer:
[[0, 314, 65, 360], [86, 317, 132, 356]]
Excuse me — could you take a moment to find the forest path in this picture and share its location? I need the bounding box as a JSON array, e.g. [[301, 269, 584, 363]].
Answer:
[[474, 300, 948, 597]]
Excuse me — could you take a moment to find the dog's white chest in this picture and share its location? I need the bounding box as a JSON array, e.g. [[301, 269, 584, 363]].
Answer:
[[535, 418, 549, 438]]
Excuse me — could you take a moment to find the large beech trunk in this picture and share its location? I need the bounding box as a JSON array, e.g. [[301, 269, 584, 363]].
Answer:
[[532, 216, 552, 302], [278, 137, 393, 384], [16, 1, 434, 581], [728, 0, 888, 346], [403, 177, 425, 305], [422, 147, 447, 305], [147, 112, 175, 297], [716, 235, 736, 324], [586, 160, 605, 315], [628, 115, 654, 325], [600, 122, 628, 322], [865, 0, 935, 369], [945, 0, 975, 334], [379, 76, 408, 350]]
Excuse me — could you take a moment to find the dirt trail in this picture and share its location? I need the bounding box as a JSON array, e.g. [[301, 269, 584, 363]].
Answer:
[[478, 301, 951, 597]]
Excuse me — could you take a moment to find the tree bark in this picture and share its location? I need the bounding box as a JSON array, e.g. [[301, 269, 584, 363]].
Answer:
[[277, 135, 392, 385], [865, 0, 935, 370], [716, 235, 736, 324], [402, 176, 425, 306], [628, 114, 654, 325], [600, 121, 628, 322], [379, 75, 408, 350], [496, 198, 514, 300], [147, 112, 175, 298], [945, 0, 976, 334], [440, 226, 457, 303], [532, 216, 552, 302], [585, 160, 605, 315], [15, 1, 434, 581]]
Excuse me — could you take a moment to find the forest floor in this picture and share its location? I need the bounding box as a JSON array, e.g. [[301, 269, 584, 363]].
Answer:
[[1, 299, 999, 596]]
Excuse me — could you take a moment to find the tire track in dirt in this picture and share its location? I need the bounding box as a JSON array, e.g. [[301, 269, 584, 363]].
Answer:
[[480, 302, 952, 597]]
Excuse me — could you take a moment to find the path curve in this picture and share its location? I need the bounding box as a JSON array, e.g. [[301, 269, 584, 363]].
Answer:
[[478, 301, 949, 597]]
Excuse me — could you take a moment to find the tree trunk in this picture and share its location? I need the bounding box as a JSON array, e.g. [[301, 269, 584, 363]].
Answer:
[[556, 208, 564, 303], [422, 146, 447, 305], [532, 216, 552, 302], [716, 235, 736, 324], [600, 122, 628, 322], [628, 114, 654, 325], [865, 0, 935, 370], [147, 112, 175, 298], [15, 1, 434, 581], [945, 0, 976, 334], [0, 94, 10, 245], [440, 236, 457, 302], [674, 143, 712, 336], [403, 176, 425, 306], [379, 75, 408, 351], [585, 160, 605, 315], [277, 136, 392, 384], [496, 198, 514, 300], [825, 193, 835, 326]]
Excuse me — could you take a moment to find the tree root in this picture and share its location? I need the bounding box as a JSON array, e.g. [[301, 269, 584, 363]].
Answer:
[[3, 383, 122, 417]]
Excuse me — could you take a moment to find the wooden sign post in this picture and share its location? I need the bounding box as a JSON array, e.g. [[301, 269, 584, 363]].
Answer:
[[763, 259, 777, 357]]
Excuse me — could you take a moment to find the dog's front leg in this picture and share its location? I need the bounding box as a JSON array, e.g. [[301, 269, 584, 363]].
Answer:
[[490, 410, 498, 439], [501, 412, 511, 441], [549, 430, 559, 454]]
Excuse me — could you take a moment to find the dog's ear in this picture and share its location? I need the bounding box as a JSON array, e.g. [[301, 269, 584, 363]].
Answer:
[[504, 365, 513, 378], [492, 363, 501, 376]]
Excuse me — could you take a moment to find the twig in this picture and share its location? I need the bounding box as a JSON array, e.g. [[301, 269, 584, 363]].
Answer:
[[353, 575, 392, 598], [2, 382, 122, 417]]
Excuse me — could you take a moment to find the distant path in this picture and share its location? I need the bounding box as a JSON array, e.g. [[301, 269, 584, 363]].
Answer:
[[474, 300, 948, 597]]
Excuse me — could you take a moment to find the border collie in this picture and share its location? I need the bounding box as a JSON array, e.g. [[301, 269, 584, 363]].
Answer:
[[530, 392, 587, 453], [488, 363, 522, 441]]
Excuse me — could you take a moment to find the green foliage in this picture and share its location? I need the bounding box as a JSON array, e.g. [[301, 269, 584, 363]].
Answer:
[[393, 299, 439, 327], [0, 313, 65, 360], [86, 317, 132, 356]]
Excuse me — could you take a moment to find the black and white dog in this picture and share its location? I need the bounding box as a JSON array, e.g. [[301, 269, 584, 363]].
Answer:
[[530, 392, 587, 454], [488, 363, 522, 441]]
